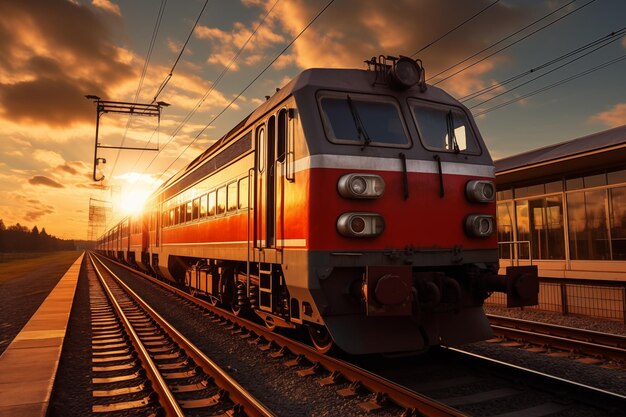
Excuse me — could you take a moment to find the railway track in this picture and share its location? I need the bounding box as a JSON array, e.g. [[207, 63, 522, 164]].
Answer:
[[93, 254, 626, 416], [87, 253, 275, 416], [92, 253, 469, 417], [486, 314, 626, 363]]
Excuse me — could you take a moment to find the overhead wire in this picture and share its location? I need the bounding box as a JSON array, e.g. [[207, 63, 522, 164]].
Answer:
[[137, 0, 282, 176], [473, 54, 626, 117], [428, 0, 597, 85], [151, 0, 210, 104], [411, 0, 500, 57], [467, 28, 626, 109], [107, 0, 167, 182], [151, 0, 336, 184], [459, 27, 626, 102], [131, 0, 215, 172]]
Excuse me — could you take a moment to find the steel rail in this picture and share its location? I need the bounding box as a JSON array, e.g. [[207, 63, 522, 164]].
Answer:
[[89, 254, 185, 417], [486, 314, 626, 362], [91, 253, 276, 417], [93, 253, 467, 417], [445, 347, 626, 410]]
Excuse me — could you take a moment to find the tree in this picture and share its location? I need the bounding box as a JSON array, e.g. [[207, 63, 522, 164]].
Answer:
[[0, 219, 5, 231], [32, 225, 39, 235]]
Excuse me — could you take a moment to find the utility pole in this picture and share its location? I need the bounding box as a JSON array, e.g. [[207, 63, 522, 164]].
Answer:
[[85, 95, 169, 181]]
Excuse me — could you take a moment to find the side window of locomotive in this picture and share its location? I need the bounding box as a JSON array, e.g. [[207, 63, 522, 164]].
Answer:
[[318, 93, 410, 147], [257, 125, 265, 172], [217, 187, 226, 215], [409, 100, 480, 154], [277, 109, 287, 162], [238, 177, 249, 209], [169, 209, 175, 226], [192, 198, 200, 220], [200, 194, 208, 218], [227, 182, 238, 212], [175, 206, 181, 225], [208, 191, 216, 217]]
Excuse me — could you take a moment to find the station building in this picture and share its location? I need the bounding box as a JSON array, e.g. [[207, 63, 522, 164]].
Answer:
[[495, 124, 626, 282]]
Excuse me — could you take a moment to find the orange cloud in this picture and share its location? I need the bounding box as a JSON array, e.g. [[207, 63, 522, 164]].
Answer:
[[28, 176, 65, 188], [590, 103, 626, 128], [0, 0, 135, 127], [267, 0, 528, 93], [92, 0, 121, 16]]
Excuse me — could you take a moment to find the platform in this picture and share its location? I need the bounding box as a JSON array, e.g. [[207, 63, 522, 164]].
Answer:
[[0, 252, 84, 417]]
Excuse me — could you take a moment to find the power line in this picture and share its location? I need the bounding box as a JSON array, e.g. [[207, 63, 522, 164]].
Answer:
[[151, 0, 210, 104], [137, 0, 282, 176], [473, 54, 626, 117], [108, 0, 167, 181], [460, 27, 626, 102], [429, 0, 596, 85], [154, 0, 335, 184], [411, 0, 500, 57], [467, 28, 626, 109]]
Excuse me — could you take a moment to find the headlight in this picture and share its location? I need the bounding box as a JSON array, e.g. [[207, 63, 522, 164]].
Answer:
[[465, 214, 495, 238], [337, 212, 384, 238], [338, 174, 385, 199], [466, 180, 495, 203], [390, 57, 421, 89]]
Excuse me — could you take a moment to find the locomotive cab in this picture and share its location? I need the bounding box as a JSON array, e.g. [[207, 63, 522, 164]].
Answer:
[[286, 56, 538, 353]]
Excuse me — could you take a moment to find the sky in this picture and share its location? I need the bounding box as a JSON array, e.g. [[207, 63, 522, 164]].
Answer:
[[0, 0, 625, 240]]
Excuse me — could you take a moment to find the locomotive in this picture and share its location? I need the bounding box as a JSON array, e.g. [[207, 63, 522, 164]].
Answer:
[[97, 56, 538, 354]]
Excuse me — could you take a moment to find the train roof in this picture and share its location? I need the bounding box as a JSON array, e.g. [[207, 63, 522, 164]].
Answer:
[[155, 67, 457, 196]]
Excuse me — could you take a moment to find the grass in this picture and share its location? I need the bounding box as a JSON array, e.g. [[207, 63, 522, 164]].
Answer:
[[0, 251, 83, 284]]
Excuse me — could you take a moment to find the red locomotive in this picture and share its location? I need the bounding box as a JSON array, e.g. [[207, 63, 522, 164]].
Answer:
[[97, 56, 538, 354]]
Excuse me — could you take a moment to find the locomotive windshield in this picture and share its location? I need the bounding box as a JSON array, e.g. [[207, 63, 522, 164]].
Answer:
[[319, 92, 410, 147], [409, 99, 480, 154]]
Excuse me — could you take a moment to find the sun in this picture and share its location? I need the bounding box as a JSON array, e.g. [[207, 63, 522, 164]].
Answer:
[[117, 188, 151, 215], [112, 172, 160, 216]]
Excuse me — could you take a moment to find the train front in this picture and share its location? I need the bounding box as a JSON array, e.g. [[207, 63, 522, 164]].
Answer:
[[294, 57, 538, 354]]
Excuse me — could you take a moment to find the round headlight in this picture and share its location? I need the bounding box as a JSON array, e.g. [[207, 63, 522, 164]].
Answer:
[[390, 57, 420, 89], [350, 216, 366, 234], [349, 176, 367, 195], [465, 214, 495, 238], [466, 180, 496, 203], [337, 173, 385, 199]]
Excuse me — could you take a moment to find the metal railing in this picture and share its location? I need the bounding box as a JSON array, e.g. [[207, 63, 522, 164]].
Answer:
[[485, 279, 626, 323]]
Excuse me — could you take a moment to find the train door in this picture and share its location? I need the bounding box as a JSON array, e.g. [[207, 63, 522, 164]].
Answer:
[[256, 115, 283, 249]]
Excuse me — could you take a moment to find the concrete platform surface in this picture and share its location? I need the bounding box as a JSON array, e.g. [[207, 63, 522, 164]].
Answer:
[[0, 252, 84, 417]]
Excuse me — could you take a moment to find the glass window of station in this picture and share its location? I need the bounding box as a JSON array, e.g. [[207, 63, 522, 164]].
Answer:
[[497, 168, 626, 261]]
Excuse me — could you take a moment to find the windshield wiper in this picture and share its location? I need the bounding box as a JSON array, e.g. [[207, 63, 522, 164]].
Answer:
[[446, 110, 460, 154], [346, 95, 371, 149]]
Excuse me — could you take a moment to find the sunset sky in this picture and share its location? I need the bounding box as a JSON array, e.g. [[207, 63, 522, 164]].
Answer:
[[1, 0, 625, 240]]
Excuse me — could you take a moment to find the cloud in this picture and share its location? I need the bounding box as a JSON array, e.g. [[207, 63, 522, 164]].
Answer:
[[0, 0, 136, 127], [33, 149, 66, 167], [92, 0, 121, 16], [266, 0, 529, 97], [195, 15, 286, 71], [590, 103, 626, 128], [25, 208, 55, 222], [28, 175, 65, 188]]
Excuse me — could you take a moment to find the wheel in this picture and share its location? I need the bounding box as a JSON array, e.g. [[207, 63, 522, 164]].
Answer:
[[231, 302, 243, 316], [208, 295, 219, 306], [308, 325, 334, 353]]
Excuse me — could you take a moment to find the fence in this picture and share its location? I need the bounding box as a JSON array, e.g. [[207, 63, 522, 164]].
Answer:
[[485, 279, 626, 323]]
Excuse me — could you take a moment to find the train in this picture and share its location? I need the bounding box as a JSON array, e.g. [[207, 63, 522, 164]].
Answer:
[[96, 55, 538, 354]]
